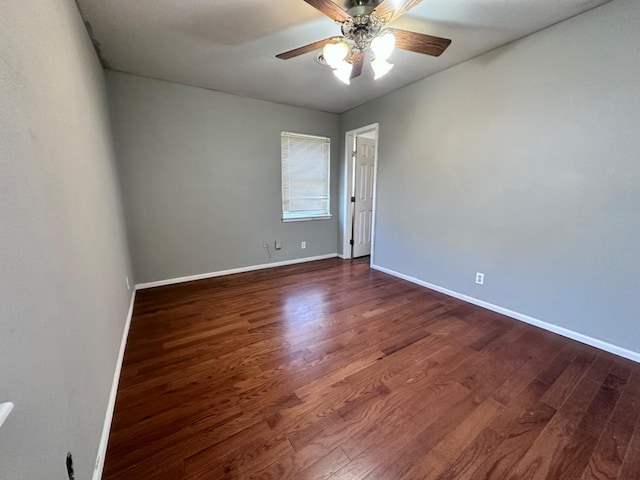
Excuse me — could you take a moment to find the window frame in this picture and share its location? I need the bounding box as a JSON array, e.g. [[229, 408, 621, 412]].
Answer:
[[281, 131, 332, 223]]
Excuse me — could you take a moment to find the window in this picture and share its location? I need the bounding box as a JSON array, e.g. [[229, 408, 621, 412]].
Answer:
[[281, 131, 331, 221]]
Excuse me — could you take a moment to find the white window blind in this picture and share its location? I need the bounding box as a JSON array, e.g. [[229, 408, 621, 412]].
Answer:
[[281, 132, 331, 221]]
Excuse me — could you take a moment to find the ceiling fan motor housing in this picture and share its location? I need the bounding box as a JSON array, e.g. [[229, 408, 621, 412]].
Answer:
[[347, 0, 383, 12], [347, 5, 376, 17]]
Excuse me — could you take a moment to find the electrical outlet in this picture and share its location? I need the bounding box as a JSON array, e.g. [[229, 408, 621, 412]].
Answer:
[[275, 240, 282, 250], [125, 276, 130, 290], [301, 241, 306, 249], [475, 272, 485, 285]]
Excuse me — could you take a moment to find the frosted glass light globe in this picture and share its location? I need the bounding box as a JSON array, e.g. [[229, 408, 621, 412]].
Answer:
[[323, 41, 349, 69], [333, 60, 353, 85], [371, 32, 396, 61], [371, 58, 394, 79]]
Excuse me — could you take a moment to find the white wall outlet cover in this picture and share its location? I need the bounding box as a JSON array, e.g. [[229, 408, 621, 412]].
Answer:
[[475, 273, 485, 285], [0, 402, 14, 428], [301, 241, 306, 249]]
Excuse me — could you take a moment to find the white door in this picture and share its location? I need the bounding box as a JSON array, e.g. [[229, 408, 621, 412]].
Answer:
[[352, 136, 375, 258]]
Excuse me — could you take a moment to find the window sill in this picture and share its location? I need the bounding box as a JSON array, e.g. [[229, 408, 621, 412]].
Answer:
[[282, 215, 332, 223]]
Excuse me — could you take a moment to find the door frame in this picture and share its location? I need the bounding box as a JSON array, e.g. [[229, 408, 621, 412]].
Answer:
[[341, 123, 379, 262]]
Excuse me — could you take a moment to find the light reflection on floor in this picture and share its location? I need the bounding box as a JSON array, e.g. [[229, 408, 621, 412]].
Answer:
[[282, 285, 329, 344]]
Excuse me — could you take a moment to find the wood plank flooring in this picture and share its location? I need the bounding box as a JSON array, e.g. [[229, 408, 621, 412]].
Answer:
[[103, 259, 640, 479]]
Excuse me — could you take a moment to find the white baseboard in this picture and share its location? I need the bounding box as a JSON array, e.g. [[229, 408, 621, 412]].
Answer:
[[135, 254, 339, 290], [93, 290, 136, 480], [371, 263, 640, 363]]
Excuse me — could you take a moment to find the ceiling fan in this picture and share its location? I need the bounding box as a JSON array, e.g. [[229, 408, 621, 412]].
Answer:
[[276, 0, 452, 84]]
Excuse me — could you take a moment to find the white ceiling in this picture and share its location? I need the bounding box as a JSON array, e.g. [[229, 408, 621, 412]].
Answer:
[[76, 0, 610, 113]]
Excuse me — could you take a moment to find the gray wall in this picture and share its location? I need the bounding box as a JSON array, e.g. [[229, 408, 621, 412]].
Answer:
[[107, 72, 341, 284], [341, 0, 640, 353], [0, 1, 133, 479]]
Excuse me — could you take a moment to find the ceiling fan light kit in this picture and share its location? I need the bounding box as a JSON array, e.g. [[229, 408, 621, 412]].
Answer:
[[276, 0, 452, 84]]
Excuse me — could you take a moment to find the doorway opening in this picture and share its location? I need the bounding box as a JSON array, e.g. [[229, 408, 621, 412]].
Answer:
[[342, 123, 379, 264]]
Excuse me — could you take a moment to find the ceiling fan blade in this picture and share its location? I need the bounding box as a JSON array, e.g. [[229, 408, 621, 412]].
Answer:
[[303, 0, 352, 22], [374, 0, 424, 23], [350, 52, 365, 79], [276, 37, 337, 60], [389, 28, 451, 57]]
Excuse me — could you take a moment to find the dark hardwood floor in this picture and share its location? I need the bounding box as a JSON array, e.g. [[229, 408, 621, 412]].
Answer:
[[103, 259, 640, 479]]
